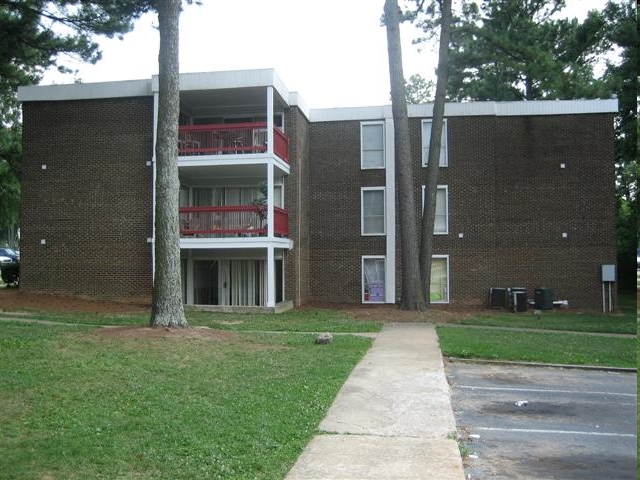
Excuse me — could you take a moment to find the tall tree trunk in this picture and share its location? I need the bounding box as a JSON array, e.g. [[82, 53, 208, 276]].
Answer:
[[385, 0, 426, 310], [150, 0, 187, 327], [419, 0, 452, 305]]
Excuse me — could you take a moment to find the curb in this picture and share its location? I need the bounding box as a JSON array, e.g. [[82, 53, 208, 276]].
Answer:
[[445, 357, 637, 373]]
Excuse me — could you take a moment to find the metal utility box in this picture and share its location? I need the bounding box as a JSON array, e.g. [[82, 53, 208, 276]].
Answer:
[[510, 287, 527, 312], [601, 265, 616, 282], [534, 288, 554, 310], [489, 288, 507, 308]]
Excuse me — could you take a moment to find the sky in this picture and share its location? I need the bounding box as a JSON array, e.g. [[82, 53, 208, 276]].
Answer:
[[42, 0, 609, 109]]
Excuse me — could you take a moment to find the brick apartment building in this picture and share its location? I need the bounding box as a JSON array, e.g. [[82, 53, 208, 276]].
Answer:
[[17, 69, 618, 310]]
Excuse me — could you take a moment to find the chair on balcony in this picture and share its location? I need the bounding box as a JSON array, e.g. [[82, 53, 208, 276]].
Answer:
[[179, 137, 201, 155], [212, 131, 224, 154], [232, 136, 244, 153], [181, 218, 196, 237], [252, 129, 268, 153]]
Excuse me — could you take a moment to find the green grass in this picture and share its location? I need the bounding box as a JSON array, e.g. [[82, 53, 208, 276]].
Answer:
[[0, 309, 150, 326], [453, 311, 636, 334], [0, 309, 383, 333], [0, 321, 372, 479], [186, 309, 382, 332], [437, 326, 636, 368], [448, 291, 637, 334]]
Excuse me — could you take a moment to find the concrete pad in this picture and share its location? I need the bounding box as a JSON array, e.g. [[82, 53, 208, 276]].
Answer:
[[286, 323, 465, 480], [319, 323, 457, 438], [286, 435, 465, 480]]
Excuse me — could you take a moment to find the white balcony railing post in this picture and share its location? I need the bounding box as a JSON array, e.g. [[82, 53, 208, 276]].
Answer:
[[267, 163, 274, 238], [267, 86, 274, 156]]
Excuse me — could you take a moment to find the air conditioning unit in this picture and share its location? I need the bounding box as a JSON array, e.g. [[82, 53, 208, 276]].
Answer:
[[489, 288, 507, 308], [534, 288, 553, 310], [510, 288, 527, 312]]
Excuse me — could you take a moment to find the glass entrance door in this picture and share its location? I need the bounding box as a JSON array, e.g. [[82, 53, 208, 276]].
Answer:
[[193, 260, 219, 305]]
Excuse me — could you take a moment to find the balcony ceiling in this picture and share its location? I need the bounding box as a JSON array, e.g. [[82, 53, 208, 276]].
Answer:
[[179, 163, 268, 183], [180, 87, 287, 118]]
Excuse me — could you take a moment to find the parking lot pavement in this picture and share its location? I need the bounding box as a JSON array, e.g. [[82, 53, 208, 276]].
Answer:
[[446, 361, 637, 480]]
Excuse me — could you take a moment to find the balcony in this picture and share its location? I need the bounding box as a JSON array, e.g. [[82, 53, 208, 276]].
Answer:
[[178, 122, 289, 163], [179, 205, 289, 238]]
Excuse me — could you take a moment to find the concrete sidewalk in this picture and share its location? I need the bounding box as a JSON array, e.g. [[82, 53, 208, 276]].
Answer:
[[286, 323, 465, 480]]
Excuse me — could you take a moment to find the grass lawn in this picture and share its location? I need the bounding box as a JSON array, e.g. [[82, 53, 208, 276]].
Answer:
[[437, 291, 637, 368], [187, 309, 383, 333], [437, 327, 636, 368], [448, 291, 637, 334], [2, 309, 383, 333], [452, 311, 636, 334], [0, 321, 372, 479]]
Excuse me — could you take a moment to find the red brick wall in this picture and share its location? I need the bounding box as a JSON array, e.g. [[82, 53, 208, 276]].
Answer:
[[284, 106, 311, 306], [20, 96, 616, 310], [486, 114, 617, 308], [309, 112, 616, 308], [309, 120, 387, 303], [21, 97, 154, 301]]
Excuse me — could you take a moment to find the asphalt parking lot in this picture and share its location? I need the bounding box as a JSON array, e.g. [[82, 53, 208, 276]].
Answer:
[[446, 361, 637, 480]]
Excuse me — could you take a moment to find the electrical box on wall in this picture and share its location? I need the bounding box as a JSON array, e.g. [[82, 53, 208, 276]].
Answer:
[[601, 264, 616, 282]]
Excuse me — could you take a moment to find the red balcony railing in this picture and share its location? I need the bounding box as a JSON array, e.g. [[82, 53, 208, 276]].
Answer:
[[274, 206, 289, 237], [179, 205, 289, 238], [178, 122, 289, 163], [273, 128, 290, 163]]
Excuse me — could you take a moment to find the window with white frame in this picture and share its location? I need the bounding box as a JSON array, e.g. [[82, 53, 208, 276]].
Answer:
[[361, 188, 386, 235], [430, 255, 449, 303], [421, 185, 449, 234], [361, 122, 385, 169], [362, 256, 385, 303], [421, 119, 448, 167]]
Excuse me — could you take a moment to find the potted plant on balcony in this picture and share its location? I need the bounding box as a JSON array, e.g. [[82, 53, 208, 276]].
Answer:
[[251, 182, 269, 231]]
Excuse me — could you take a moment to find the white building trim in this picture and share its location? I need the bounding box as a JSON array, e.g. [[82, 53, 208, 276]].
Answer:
[[19, 68, 618, 122], [311, 99, 618, 122], [288, 91, 310, 121], [18, 79, 151, 102], [384, 117, 396, 304]]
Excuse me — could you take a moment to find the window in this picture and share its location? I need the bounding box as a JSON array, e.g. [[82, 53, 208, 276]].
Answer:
[[193, 187, 222, 206], [362, 256, 385, 303], [361, 122, 385, 169], [274, 184, 284, 208], [361, 188, 386, 235], [421, 119, 448, 167], [421, 185, 449, 235], [191, 187, 267, 207], [430, 256, 449, 303]]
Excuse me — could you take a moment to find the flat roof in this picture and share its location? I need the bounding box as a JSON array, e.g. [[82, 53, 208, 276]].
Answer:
[[18, 69, 618, 120], [310, 99, 619, 122], [18, 79, 151, 102], [18, 68, 289, 101], [18, 68, 312, 120]]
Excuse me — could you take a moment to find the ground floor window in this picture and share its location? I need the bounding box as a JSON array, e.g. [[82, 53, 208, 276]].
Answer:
[[194, 260, 220, 305], [362, 256, 385, 303], [430, 255, 449, 303], [184, 258, 284, 307]]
